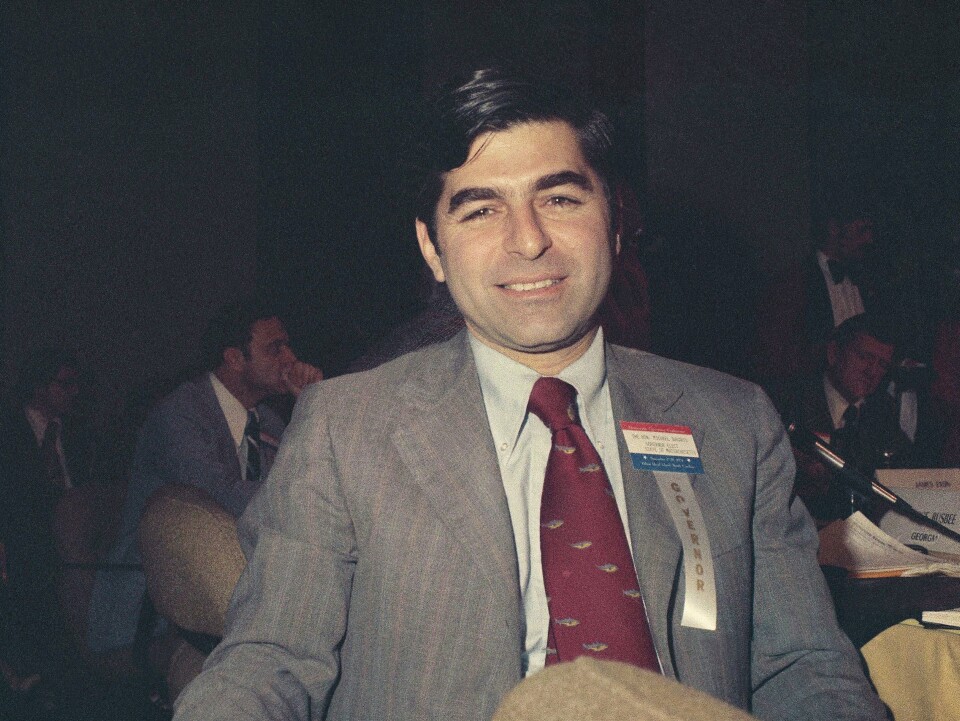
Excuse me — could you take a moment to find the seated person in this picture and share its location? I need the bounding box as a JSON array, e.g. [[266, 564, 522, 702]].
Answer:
[[174, 67, 885, 721], [752, 193, 878, 393], [87, 297, 322, 659], [0, 348, 101, 710], [779, 313, 912, 520]]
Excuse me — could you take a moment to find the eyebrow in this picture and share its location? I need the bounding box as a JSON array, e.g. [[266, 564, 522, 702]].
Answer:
[[534, 171, 595, 194], [447, 187, 502, 215], [445, 170, 596, 216]]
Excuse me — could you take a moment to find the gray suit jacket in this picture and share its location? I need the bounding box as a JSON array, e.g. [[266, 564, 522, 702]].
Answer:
[[175, 333, 885, 721], [87, 374, 285, 652]]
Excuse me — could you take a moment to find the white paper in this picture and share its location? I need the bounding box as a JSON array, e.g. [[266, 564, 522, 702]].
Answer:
[[921, 608, 960, 628], [876, 468, 960, 490], [874, 469, 960, 555], [818, 512, 960, 576]]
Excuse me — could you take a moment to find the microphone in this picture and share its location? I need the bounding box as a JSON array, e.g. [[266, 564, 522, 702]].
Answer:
[[786, 423, 897, 502], [787, 422, 960, 545]]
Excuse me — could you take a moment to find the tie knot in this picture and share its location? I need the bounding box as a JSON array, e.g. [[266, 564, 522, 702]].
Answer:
[[527, 377, 579, 432], [245, 410, 260, 436], [842, 403, 860, 426]]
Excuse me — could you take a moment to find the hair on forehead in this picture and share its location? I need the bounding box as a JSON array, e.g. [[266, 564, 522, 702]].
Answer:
[[435, 69, 611, 168], [202, 295, 283, 368], [831, 312, 896, 351], [415, 67, 616, 234]]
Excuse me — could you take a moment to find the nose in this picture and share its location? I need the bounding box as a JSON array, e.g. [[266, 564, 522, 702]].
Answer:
[[504, 205, 552, 259]]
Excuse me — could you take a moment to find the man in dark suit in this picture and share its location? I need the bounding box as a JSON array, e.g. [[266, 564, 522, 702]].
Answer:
[[176, 69, 885, 721], [87, 297, 322, 656], [0, 348, 95, 697], [753, 194, 878, 393], [781, 313, 913, 520]]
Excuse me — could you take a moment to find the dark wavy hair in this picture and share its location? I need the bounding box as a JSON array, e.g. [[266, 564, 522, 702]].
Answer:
[[201, 295, 282, 369], [831, 312, 897, 351], [415, 67, 617, 239]]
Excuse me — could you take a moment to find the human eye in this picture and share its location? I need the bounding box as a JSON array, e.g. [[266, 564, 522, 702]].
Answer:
[[460, 206, 495, 222], [543, 193, 585, 211]]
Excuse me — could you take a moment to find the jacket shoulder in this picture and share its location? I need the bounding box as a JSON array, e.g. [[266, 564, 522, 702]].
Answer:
[[608, 343, 761, 398]]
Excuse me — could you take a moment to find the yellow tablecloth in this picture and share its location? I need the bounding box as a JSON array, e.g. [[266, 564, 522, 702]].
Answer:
[[862, 620, 960, 721]]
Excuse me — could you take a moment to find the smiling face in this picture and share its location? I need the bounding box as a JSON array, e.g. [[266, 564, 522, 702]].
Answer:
[[416, 121, 617, 374]]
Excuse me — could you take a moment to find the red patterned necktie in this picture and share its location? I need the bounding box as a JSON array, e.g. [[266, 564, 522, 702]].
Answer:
[[528, 376, 659, 670]]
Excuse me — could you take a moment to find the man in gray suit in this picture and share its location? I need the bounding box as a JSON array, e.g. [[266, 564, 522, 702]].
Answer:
[[87, 297, 322, 654], [175, 70, 886, 720]]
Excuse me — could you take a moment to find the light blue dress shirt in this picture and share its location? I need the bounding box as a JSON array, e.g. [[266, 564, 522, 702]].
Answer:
[[469, 329, 633, 676]]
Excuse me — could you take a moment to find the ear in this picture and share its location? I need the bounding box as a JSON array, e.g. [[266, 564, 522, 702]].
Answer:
[[416, 219, 446, 283], [223, 346, 246, 371]]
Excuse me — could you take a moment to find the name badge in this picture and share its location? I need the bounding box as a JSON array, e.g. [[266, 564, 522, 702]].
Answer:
[[620, 422, 704, 474], [620, 421, 717, 631]]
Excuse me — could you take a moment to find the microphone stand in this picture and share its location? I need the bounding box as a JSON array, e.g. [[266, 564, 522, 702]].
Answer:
[[787, 422, 960, 546]]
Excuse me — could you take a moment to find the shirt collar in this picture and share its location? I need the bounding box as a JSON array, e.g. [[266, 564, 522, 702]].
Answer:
[[470, 328, 607, 453], [24, 405, 53, 445], [815, 250, 835, 282], [823, 373, 862, 429], [210, 372, 251, 449]]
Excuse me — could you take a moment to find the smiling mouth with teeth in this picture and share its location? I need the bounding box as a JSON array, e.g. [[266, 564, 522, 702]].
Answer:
[[501, 278, 560, 291]]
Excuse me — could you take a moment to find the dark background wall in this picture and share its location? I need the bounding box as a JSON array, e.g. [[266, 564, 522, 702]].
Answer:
[[2, 1, 957, 422], [1, 1, 259, 419], [645, 0, 809, 273], [809, 0, 960, 255]]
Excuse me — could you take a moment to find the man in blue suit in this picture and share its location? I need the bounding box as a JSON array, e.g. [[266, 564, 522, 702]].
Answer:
[[87, 297, 322, 655], [176, 70, 886, 720]]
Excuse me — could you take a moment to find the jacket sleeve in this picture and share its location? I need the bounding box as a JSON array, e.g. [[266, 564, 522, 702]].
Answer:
[[748, 385, 888, 721], [174, 383, 354, 721]]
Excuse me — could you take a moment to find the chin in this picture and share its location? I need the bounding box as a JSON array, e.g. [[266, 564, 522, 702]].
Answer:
[[512, 328, 593, 354]]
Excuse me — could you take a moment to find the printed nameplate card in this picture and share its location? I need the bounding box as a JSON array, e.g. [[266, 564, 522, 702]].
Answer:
[[620, 422, 704, 474]]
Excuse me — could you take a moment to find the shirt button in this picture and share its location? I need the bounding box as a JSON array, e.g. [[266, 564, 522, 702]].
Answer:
[[500, 442, 508, 451]]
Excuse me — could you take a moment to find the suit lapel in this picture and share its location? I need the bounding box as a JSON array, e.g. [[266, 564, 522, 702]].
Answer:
[[607, 345, 703, 666], [199, 375, 244, 483], [798, 376, 833, 434], [805, 256, 835, 345], [9, 408, 59, 504], [391, 333, 522, 630]]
